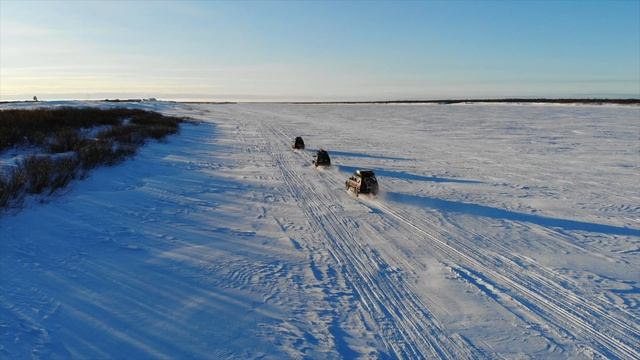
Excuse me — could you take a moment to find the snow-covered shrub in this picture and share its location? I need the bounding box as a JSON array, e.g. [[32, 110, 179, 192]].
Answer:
[[0, 107, 184, 209]]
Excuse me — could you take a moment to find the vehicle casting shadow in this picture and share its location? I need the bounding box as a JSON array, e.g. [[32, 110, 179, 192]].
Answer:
[[387, 191, 640, 237], [307, 149, 412, 161], [338, 165, 483, 184]]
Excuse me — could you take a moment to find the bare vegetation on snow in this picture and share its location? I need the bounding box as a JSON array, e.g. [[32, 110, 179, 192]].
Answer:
[[0, 107, 183, 208]]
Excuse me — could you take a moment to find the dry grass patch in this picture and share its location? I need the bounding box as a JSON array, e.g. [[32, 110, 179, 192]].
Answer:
[[0, 107, 184, 209]]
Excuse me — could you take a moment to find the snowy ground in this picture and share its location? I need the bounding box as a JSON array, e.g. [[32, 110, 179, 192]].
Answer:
[[1, 102, 638, 359]]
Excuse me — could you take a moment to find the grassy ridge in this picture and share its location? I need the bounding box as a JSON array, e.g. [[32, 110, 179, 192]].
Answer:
[[0, 107, 183, 209]]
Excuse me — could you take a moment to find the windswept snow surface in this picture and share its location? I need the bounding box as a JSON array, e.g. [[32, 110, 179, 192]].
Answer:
[[1, 102, 639, 359]]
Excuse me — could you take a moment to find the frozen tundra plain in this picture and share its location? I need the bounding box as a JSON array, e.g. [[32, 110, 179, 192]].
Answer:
[[0, 101, 639, 359]]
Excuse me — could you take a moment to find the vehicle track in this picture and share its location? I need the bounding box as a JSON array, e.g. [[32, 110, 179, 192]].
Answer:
[[266, 122, 639, 359], [256, 121, 479, 359], [372, 201, 640, 359]]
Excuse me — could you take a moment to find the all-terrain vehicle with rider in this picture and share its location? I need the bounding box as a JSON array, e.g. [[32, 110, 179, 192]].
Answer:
[[292, 136, 305, 150], [345, 170, 379, 196], [313, 149, 331, 167]]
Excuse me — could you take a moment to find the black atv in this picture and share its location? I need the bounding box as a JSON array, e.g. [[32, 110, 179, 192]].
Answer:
[[313, 149, 331, 167], [292, 136, 305, 150]]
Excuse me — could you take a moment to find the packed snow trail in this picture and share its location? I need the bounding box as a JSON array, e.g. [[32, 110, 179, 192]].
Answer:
[[212, 103, 639, 359], [255, 120, 479, 359], [372, 201, 640, 359], [259, 114, 640, 360], [1, 101, 639, 359]]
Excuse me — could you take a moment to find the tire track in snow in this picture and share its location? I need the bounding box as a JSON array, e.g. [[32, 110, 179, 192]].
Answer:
[[256, 121, 479, 359], [447, 216, 639, 324], [226, 105, 638, 359], [368, 201, 640, 359], [261, 120, 638, 359], [264, 114, 640, 358]]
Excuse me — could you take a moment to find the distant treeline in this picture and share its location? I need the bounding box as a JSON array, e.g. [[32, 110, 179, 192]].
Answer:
[[181, 101, 237, 104], [104, 99, 144, 102], [290, 98, 640, 105], [0, 99, 156, 104]]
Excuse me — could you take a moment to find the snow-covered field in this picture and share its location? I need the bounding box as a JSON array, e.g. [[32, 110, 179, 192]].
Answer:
[[1, 102, 638, 359]]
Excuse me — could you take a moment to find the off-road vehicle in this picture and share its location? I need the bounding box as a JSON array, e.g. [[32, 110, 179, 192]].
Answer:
[[345, 170, 379, 196], [313, 149, 331, 167], [292, 136, 305, 150]]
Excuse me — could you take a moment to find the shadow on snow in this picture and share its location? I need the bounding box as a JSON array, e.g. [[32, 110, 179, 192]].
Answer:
[[338, 165, 483, 184], [387, 191, 640, 237], [0, 121, 361, 359], [306, 148, 413, 162]]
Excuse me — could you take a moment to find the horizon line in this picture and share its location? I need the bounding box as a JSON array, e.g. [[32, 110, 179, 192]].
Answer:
[[2, 97, 639, 105]]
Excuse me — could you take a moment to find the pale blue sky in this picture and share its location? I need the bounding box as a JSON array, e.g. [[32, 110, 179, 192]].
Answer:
[[1, 0, 639, 101]]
